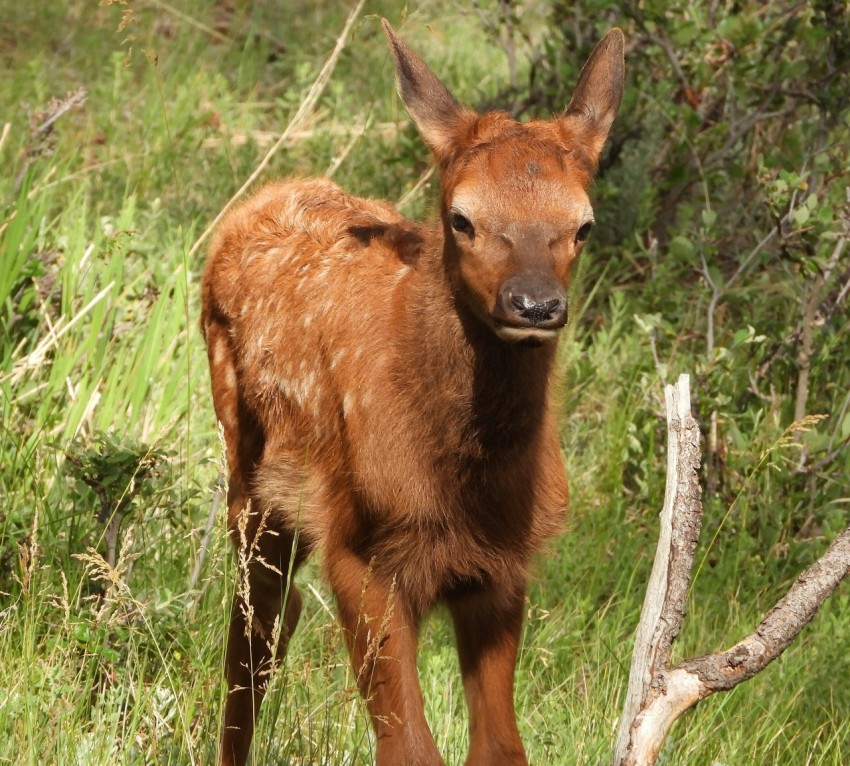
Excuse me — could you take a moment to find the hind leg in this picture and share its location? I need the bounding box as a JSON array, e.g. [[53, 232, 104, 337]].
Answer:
[[205, 317, 306, 766], [221, 507, 305, 766]]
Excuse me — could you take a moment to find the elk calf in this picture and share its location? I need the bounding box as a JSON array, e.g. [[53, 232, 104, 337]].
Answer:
[[202, 20, 624, 766]]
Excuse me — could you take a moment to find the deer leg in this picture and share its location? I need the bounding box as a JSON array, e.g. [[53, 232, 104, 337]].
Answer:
[[448, 583, 528, 766], [220, 493, 304, 766], [326, 548, 444, 766]]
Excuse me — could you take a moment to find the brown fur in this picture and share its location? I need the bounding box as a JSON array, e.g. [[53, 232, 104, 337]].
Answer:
[[202, 21, 624, 766]]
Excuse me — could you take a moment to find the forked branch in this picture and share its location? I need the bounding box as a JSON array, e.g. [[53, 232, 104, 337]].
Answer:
[[612, 374, 850, 766]]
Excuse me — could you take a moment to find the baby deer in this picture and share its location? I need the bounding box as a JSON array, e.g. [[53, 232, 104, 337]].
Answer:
[[202, 19, 624, 766]]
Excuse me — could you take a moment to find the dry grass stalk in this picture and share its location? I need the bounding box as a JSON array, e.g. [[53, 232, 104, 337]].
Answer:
[[187, 0, 366, 262], [200, 120, 404, 151]]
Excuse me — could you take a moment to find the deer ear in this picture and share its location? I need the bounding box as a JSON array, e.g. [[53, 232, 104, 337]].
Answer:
[[562, 29, 625, 163], [382, 19, 475, 162]]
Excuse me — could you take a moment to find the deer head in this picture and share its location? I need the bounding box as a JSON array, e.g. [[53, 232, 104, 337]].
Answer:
[[383, 20, 624, 345]]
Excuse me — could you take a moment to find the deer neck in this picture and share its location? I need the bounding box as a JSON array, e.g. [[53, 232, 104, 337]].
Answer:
[[397, 229, 559, 453]]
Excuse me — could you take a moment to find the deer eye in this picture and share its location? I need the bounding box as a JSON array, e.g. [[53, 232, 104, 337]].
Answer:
[[576, 221, 594, 242], [450, 212, 473, 235]]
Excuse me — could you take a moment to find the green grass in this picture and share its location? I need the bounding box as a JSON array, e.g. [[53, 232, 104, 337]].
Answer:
[[1, 1, 848, 764]]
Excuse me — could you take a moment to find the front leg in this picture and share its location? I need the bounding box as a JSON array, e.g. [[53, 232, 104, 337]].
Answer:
[[448, 582, 528, 766], [326, 548, 444, 766]]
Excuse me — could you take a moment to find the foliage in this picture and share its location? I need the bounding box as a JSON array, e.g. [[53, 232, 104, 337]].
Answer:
[[521, 0, 850, 562], [0, 1, 847, 764]]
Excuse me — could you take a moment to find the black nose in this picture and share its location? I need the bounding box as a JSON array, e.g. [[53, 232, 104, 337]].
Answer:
[[510, 294, 562, 325], [495, 275, 568, 329]]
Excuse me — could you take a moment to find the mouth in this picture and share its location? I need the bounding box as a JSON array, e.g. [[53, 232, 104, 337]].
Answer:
[[491, 322, 562, 345]]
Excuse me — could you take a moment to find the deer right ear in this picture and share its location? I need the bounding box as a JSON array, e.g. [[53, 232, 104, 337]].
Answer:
[[382, 19, 476, 162]]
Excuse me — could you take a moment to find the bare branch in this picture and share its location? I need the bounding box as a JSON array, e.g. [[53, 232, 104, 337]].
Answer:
[[613, 374, 850, 766], [678, 525, 850, 691], [613, 374, 702, 765]]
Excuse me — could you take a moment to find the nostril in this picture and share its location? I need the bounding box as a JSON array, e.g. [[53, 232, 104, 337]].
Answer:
[[511, 294, 530, 312]]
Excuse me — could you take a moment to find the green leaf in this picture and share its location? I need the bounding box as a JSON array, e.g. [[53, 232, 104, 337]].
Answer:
[[671, 21, 701, 46], [792, 206, 810, 226], [669, 235, 694, 260], [708, 266, 725, 290]]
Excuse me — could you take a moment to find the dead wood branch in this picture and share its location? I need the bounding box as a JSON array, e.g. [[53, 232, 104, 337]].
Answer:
[[612, 374, 702, 765], [613, 373, 850, 766]]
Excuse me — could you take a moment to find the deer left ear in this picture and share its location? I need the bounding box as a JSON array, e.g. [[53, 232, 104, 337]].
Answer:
[[382, 19, 476, 163], [561, 29, 625, 163]]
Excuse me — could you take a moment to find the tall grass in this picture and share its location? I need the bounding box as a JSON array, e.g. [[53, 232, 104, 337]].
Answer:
[[1, 2, 847, 764]]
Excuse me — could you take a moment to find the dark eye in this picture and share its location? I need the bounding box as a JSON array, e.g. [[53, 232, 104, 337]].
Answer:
[[576, 221, 593, 242], [450, 212, 473, 235]]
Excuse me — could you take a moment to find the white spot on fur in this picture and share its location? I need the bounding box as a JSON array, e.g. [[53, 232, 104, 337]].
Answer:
[[342, 392, 354, 419], [212, 339, 226, 366], [293, 380, 305, 407], [276, 377, 293, 400], [223, 364, 237, 390], [291, 371, 317, 408], [311, 389, 324, 417], [330, 349, 347, 370], [266, 247, 288, 263], [258, 369, 276, 389]]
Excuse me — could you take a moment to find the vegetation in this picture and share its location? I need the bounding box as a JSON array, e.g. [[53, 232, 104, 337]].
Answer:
[[1, 1, 847, 764]]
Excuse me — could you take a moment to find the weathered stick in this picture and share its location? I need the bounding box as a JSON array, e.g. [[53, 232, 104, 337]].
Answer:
[[612, 374, 850, 766], [612, 374, 702, 765]]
